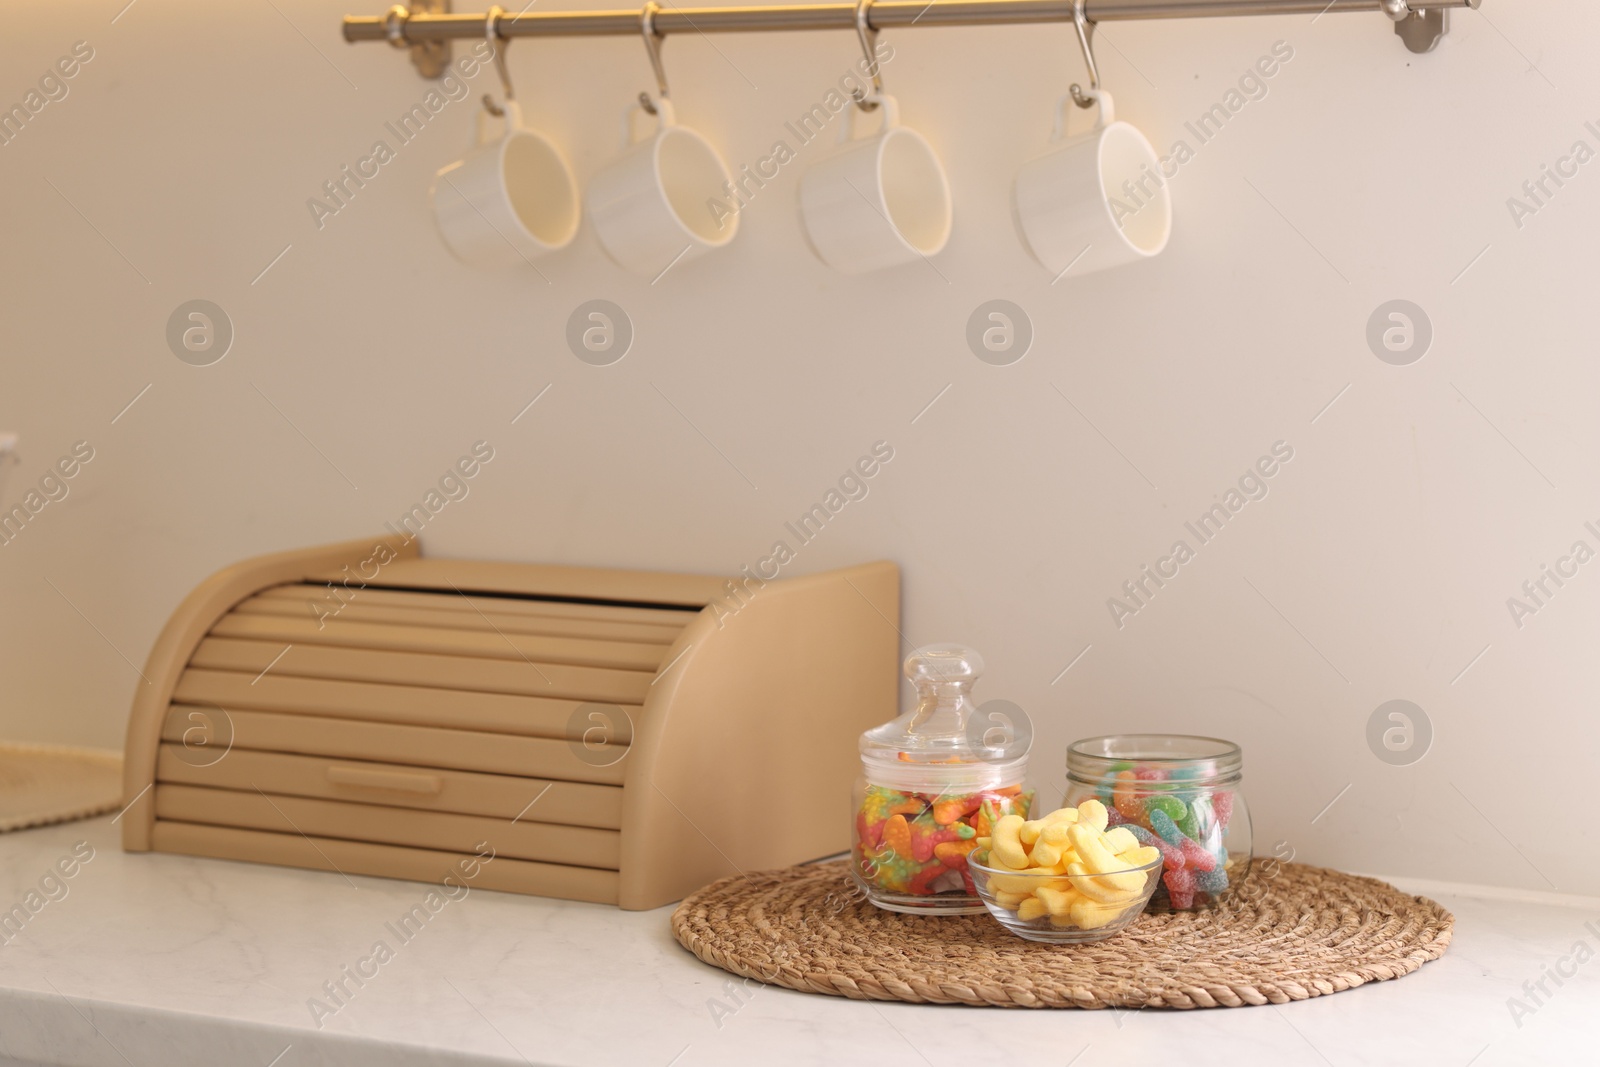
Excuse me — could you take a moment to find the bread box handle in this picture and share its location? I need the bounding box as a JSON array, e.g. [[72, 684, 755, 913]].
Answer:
[[326, 764, 443, 795]]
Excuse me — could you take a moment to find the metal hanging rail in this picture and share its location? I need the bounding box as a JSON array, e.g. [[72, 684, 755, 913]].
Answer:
[[345, 0, 1478, 73]]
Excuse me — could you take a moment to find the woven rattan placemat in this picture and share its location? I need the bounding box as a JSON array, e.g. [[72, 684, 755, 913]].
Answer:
[[671, 859, 1453, 1009], [0, 743, 122, 834]]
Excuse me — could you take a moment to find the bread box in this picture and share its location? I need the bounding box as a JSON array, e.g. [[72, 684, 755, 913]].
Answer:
[[121, 536, 899, 909]]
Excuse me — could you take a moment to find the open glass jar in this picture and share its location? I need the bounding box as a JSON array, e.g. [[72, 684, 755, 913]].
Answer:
[[1064, 735, 1250, 910], [851, 645, 1031, 914]]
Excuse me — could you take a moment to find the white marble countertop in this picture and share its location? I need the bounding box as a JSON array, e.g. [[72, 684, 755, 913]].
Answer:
[[0, 815, 1593, 1067]]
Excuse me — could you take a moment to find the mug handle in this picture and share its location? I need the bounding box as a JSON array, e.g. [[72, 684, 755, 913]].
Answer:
[[1051, 88, 1114, 142], [621, 96, 677, 146], [837, 93, 899, 145], [475, 99, 525, 145]]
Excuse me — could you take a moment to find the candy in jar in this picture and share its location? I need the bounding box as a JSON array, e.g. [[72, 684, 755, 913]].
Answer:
[[852, 645, 1031, 914], [1064, 735, 1250, 910]]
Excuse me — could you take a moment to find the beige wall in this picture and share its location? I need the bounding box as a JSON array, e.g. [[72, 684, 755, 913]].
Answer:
[[2, 1, 1594, 893]]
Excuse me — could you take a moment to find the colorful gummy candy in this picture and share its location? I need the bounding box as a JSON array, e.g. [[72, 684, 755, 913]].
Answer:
[[853, 782, 1030, 899], [971, 799, 1161, 930], [1212, 790, 1234, 830], [1146, 807, 1185, 846], [1075, 776, 1237, 910], [1125, 824, 1185, 870], [1162, 866, 1197, 909], [1112, 771, 1144, 822], [880, 812, 976, 863], [1142, 796, 1186, 826], [1179, 836, 1217, 872], [1168, 766, 1202, 802]]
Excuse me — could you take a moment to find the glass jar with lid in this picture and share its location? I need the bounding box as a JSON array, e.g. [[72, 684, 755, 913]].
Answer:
[[1064, 734, 1250, 910], [851, 644, 1032, 914]]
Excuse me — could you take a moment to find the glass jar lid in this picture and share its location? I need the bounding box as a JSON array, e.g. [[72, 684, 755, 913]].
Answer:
[[860, 644, 1027, 792], [1067, 734, 1242, 788]]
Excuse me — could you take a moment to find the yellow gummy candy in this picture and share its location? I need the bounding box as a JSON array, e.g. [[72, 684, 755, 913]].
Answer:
[[1016, 896, 1048, 921], [1117, 845, 1160, 868], [1029, 807, 1078, 832], [1019, 820, 1045, 847], [986, 846, 1025, 872], [993, 888, 1029, 910], [1076, 798, 1109, 833], [1030, 839, 1064, 868], [1065, 861, 1138, 905], [1102, 827, 1139, 855], [1040, 822, 1074, 847], [1066, 823, 1122, 876], [989, 872, 1042, 895], [1034, 885, 1078, 917], [991, 814, 1029, 869], [1069, 896, 1127, 930], [1097, 868, 1150, 894]]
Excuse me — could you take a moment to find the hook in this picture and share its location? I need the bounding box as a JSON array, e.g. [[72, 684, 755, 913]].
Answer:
[[850, 0, 884, 112], [1068, 0, 1101, 109], [383, 4, 411, 48], [481, 5, 515, 118], [638, 1, 670, 116]]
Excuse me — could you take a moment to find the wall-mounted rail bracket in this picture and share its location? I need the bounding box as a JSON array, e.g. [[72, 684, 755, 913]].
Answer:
[[1393, 5, 1451, 54]]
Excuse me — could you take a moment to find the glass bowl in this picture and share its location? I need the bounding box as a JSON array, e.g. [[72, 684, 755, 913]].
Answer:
[[966, 847, 1161, 944]]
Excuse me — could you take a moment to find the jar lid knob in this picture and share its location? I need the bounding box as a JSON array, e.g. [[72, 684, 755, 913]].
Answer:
[[903, 644, 984, 689]]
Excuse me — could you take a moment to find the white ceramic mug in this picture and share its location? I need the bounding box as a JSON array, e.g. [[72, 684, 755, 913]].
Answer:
[[799, 95, 952, 275], [1013, 90, 1171, 278], [431, 101, 580, 268], [587, 99, 737, 277]]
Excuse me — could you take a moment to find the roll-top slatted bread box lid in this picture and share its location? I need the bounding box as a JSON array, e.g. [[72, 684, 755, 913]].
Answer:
[[122, 537, 899, 909]]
